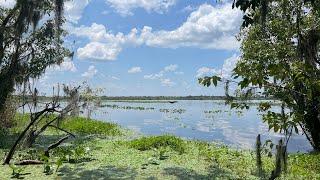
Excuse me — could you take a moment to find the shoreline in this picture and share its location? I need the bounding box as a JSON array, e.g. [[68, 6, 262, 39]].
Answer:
[[0, 116, 319, 179]]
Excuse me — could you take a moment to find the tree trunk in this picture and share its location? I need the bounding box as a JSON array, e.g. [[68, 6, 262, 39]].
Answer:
[[22, 130, 36, 148], [304, 105, 320, 151], [3, 108, 52, 164], [0, 38, 21, 115], [3, 117, 37, 164], [0, 72, 15, 115]]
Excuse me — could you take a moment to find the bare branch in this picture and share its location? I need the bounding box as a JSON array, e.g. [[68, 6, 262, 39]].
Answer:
[[48, 125, 75, 138], [44, 135, 70, 157]]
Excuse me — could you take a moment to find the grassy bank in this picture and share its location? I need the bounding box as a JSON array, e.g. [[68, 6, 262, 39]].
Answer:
[[0, 115, 319, 179]]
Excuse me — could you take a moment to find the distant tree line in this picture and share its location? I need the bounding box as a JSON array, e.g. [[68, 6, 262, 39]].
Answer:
[[12, 95, 275, 101]]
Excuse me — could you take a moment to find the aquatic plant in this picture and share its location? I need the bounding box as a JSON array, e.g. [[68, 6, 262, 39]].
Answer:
[[129, 135, 186, 154], [159, 108, 186, 114], [204, 110, 222, 114], [104, 104, 155, 111], [61, 116, 121, 136]]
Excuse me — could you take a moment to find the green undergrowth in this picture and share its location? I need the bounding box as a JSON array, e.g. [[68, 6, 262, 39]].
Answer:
[[60, 116, 121, 136], [8, 114, 121, 136], [0, 115, 320, 179], [129, 135, 186, 154]]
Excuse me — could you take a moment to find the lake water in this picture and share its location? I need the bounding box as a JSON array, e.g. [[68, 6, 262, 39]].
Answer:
[[91, 100, 311, 153]]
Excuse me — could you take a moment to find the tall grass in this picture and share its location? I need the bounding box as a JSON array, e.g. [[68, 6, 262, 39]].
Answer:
[[129, 135, 186, 154], [61, 117, 121, 136]]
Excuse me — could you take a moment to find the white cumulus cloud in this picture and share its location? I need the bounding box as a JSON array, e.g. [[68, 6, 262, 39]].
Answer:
[[220, 54, 239, 79], [47, 58, 77, 72], [196, 67, 217, 77], [64, 0, 91, 24], [181, 5, 197, 13], [53, 61, 77, 72], [142, 3, 242, 50], [128, 67, 142, 73], [196, 54, 239, 78], [144, 64, 180, 86], [77, 42, 121, 61], [72, 3, 242, 61], [106, 0, 177, 16], [82, 65, 98, 79]]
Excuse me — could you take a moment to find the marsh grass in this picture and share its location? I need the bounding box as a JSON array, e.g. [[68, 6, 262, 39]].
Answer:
[[129, 135, 186, 154], [8, 114, 121, 136], [61, 116, 121, 136]]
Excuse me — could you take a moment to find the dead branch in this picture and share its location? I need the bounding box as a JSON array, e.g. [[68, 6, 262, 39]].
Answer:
[[14, 160, 43, 165], [3, 105, 59, 165], [44, 135, 70, 157], [48, 125, 75, 138], [15, 135, 73, 166]]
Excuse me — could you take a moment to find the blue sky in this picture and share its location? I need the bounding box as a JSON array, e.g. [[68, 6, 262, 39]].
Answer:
[[1, 0, 242, 96]]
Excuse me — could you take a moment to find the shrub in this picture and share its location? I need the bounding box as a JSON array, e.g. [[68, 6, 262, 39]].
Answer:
[[129, 135, 186, 154]]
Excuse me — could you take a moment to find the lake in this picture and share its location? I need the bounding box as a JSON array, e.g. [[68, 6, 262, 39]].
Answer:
[[90, 100, 311, 153]]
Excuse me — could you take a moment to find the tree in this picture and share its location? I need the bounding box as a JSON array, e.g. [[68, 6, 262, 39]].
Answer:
[[0, 0, 70, 115], [63, 84, 81, 117], [81, 83, 104, 119], [200, 0, 320, 150]]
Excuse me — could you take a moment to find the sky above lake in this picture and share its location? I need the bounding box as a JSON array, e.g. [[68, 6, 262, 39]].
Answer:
[[1, 0, 242, 96]]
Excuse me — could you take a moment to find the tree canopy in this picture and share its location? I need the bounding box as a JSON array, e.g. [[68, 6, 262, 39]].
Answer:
[[200, 0, 320, 150], [0, 0, 70, 114]]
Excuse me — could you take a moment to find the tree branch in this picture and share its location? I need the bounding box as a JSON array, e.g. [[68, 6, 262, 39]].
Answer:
[[3, 105, 58, 165], [48, 125, 75, 138], [15, 160, 43, 165], [44, 135, 70, 157]]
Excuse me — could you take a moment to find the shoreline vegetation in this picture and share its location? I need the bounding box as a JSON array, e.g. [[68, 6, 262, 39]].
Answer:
[[0, 115, 319, 179], [13, 95, 276, 102]]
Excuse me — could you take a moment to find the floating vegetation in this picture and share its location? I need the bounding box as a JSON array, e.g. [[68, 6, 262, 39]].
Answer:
[[103, 104, 155, 111], [106, 100, 175, 103], [236, 110, 244, 117], [204, 110, 222, 114], [159, 108, 186, 114]]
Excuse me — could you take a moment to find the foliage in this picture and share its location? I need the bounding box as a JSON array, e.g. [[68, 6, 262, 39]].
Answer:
[[51, 144, 90, 164], [9, 163, 26, 179], [232, 0, 320, 27], [129, 135, 186, 154], [200, 0, 320, 150], [80, 82, 104, 119], [198, 76, 221, 87], [235, 0, 320, 150], [0, 0, 71, 113], [60, 116, 121, 136]]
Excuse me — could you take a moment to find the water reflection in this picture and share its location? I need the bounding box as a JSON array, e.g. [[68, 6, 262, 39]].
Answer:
[[91, 100, 312, 153]]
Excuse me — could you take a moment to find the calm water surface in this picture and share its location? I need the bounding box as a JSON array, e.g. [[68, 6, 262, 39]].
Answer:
[[91, 100, 311, 152]]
